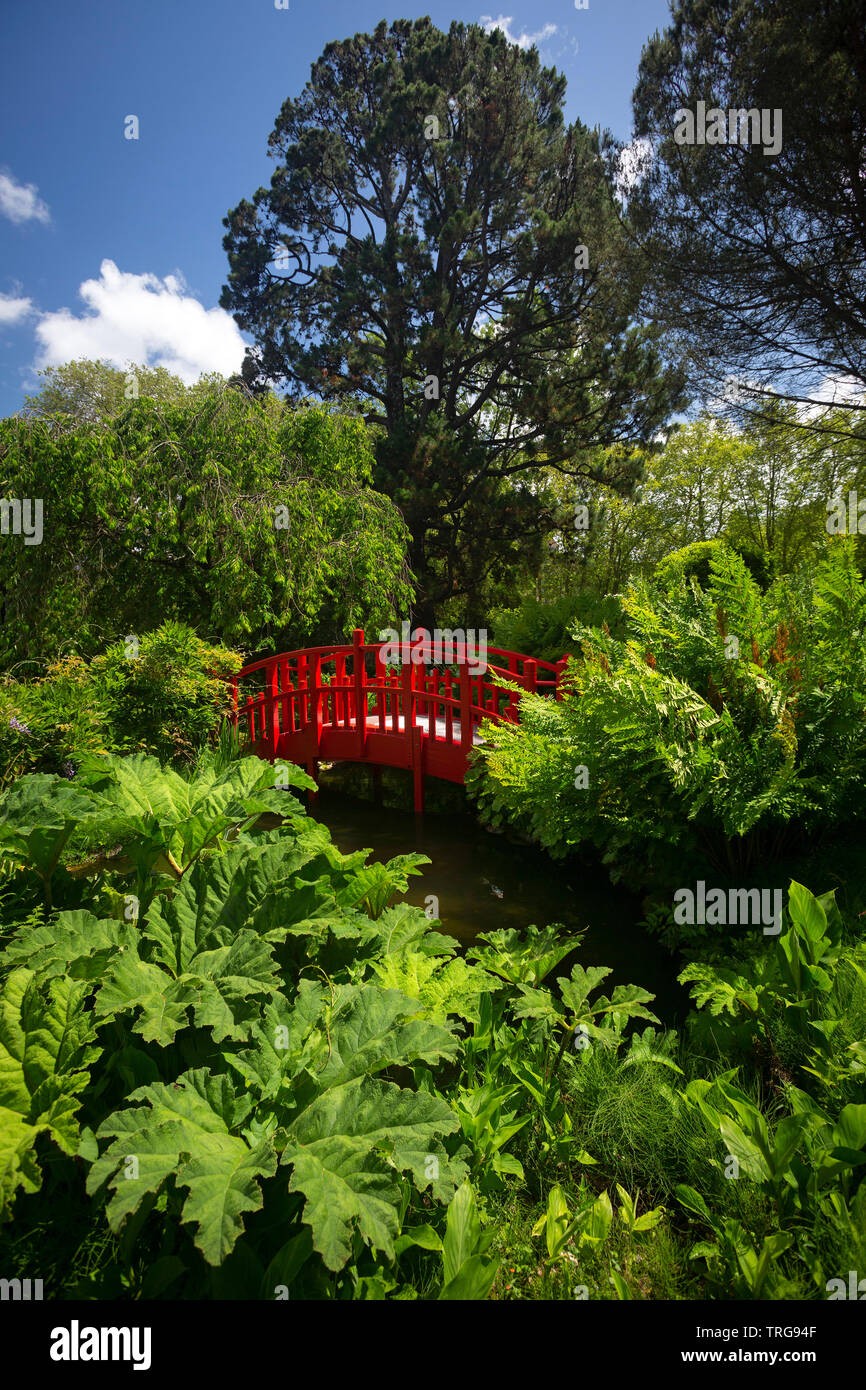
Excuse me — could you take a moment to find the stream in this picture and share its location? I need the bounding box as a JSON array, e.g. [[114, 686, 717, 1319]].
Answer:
[[308, 782, 689, 1027]]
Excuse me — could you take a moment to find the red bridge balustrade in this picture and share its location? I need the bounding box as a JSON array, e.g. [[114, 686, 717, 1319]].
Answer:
[[227, 629, 569, 813]]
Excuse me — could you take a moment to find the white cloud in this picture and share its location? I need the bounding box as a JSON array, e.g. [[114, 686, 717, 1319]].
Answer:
[[0, 293, 33, 325], [0, 171, 50, 224], [480, 14, 557, 49], [34, 260, 247, 383], [807, 373, 865, 412], [615, 137, 654, 201]]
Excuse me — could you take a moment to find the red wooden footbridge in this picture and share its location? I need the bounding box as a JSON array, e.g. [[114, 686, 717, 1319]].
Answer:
[[228, 629, 568, 812]]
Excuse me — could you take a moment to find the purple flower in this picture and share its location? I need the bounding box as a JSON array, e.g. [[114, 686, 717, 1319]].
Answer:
[[61, 760, 76, 779], [9, 716, 31, 735]]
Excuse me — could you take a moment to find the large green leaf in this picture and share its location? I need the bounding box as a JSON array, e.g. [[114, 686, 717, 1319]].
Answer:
[[281, 1077, 460, 1271], [0, 969, 99, 1217], [467, 924, 577, 985], [0, 773, 94, 883], [310, 987, 459, 1087], [80, 752, 297, 872], [86, 1069, 276, 1265], [370, 950, 499, 1024], [4, 910, 137, 981], [95, 928, 279, 1045]]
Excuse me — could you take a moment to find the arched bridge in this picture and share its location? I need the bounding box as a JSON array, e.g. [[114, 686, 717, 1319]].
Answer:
[[228, 629, 568, 812]]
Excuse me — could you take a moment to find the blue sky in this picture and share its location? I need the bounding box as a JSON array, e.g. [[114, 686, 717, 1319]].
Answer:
[[0, 0, 673, 418]]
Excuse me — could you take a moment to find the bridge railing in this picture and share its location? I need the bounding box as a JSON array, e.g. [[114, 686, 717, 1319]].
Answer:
[[227, 630, 568, 805]]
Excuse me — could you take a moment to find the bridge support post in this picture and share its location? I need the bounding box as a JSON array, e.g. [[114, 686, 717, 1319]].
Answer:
[[412, 725, 424, 815], [459, 662, 473, 764], [353, 628, 367, 759], [266, 661, 280, 760], [310, 655, 323, 745]]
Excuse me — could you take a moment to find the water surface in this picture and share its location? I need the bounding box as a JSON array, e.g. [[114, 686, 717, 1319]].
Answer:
[[310, 783, 688, 1025]]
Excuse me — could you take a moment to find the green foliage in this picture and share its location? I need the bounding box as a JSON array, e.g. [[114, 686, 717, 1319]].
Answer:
[[490, 594, 625, 665], [222, 16, 684, 620], [468, 539, 866, 885], [0, 969, 100, 1215], [22, 359, 210, 425], [0, 751, 495, 1296], [0, 752, 861, 1302], [0, 623, 242, 787], [679, 881, 866, 1104], [88, 623, 241, 764], [0, 381, 412, 664], [670, 884, 866, 1298], [0, 750, 673, 1299], [632, 0, 866, 424], [653, 539, 759, 592]]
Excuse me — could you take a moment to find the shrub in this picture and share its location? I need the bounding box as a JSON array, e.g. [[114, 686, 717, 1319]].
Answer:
[[0, 655, 107, 786], [490, 592, 625, 664], [0, 623, 243, 787], [88, 622, 242, 765], [468, 540, 866, 887]]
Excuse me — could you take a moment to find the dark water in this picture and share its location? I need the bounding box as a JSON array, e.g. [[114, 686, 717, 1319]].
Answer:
[[310, 784, 688, 1026]]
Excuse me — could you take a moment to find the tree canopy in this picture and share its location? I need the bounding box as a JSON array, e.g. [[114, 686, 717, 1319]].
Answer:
[[631, 0, 866, 428], [221, 16, 686, 623], [0, 374, 412, 668]]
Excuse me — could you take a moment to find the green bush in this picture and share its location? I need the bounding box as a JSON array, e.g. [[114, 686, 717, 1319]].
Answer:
[[0, 623, 242, 787], [468, 539, 866, 886], [653, 538, 771, 591], [0, 655, 107, 786], [88, 622, 241, 764], [0, 755, 861, 1300], [490, 592, 625, 664]]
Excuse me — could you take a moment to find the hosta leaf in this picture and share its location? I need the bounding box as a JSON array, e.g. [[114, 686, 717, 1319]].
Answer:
[[87, 1069, 273, 1265], [439, 1254, 498, 1300], [442, 1179, 483, 1282], [718, 1117, 772, 1181]]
